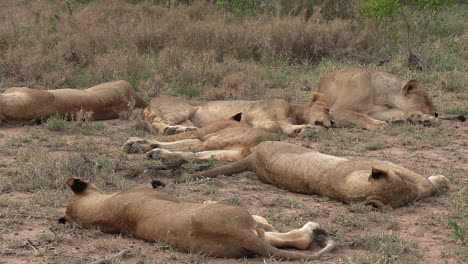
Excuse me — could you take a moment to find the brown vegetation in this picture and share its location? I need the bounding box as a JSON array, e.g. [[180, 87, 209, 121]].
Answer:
[[0, 0, 379, 99]]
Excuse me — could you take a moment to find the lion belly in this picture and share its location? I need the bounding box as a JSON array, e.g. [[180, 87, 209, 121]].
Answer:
[[190, 101, 253, 127], [320, 67, 418, 113], [253, 149, 347, 195], [104, 195, 257, 257]]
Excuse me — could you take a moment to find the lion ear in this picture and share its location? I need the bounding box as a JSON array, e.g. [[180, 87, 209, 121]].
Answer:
[[402, 80, 420, 95], [307, 92, 324, 106], [66, 177, 88, 193], [230, 112, 242, 122], [369, 166, 390, 181]]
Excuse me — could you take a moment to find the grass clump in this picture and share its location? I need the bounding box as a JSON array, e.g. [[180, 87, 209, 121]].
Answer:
[[363, 142, 385, 151], [8, 149, 125, 192], [448, 188, 467, 245], [44, 113, 68, 131]]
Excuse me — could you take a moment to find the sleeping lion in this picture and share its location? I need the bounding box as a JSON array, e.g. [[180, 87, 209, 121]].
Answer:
[[191, 141, 450, 210], [60, 177, 336, 260], [0, 80, 147, 126], [143, 92, 333, 136], [123, 113, 280, 162], [319, 67, 465, 130]]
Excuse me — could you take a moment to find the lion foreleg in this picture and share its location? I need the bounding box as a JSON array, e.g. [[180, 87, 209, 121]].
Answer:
[[368, 108, 439, 126], [149, 121, 198, 135], [277, 121, 318, 136], [331, 109, 388, 130], [155, 139, 202, 150], [368, 108, 407, 123], [122, 137, 161, 153], [249, 119, 282, 133]]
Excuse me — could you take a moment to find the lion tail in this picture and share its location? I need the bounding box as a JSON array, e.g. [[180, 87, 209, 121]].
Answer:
[[438, 113, 466, 122], [239, 231, 336, 261], [194, 154, 254, 178]]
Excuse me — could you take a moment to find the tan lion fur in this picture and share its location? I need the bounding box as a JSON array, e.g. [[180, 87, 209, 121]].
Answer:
[[122, 114, 280, 161], [319, 67, 465, 130], [193, 141, 450, 209], [0, 80, 147, 126], [143, 93, 332, 136], [60, 177, 336, 260]]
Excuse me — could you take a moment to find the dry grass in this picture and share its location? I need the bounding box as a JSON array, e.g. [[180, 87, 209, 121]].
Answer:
[[0, 0, 379, 98]]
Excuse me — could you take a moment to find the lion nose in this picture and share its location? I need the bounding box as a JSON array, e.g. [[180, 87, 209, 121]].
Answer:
[[434, 112, 439, 118]]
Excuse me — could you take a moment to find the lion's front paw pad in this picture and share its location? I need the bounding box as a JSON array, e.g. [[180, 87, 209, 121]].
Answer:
[[164, 127, 179, 135], [146, 149, 163, 160]]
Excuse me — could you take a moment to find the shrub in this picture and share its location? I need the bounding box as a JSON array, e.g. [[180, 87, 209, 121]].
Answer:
[[358, 0, 456, 66], [44, 113, 68, 131]]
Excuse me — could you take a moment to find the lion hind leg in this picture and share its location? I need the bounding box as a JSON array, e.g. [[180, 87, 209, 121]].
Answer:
[[263, 222, 321, 250], [252, 215, 277, 232], [239, 224, 336, 260], [146, 149, 245, 162], [428, 175, 450, 193]]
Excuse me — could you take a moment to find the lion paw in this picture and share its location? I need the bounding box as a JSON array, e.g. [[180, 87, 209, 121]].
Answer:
[[301, 222, 320, 234], [428, 175, 450, 192], [164, 127, 182, 135], [409, 114, 440, 127], [365, 120, 388, 130], [146, 149, 163, 160], [389, 118, 407, 125], [122, 138, 148, 153], [164, 126, 198, 135]]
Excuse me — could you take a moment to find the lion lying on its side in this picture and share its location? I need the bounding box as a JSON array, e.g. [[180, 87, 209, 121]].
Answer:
[[122, 113, 280, 161], [60, 177, 336, 260], [193, 141, 450, 209], [0, 80, 147, 126], [143, 93, 332, 136], [319, 67, 465, 130]]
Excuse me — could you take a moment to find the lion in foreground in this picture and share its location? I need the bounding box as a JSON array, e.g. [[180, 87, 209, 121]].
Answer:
[[123, 113, 280, 161], [143, 92, 332, 136], [192, 141, 450, 210], [60, 177, 336, 260], [319, 67, 465, 130], [0, 80, 147, 126]]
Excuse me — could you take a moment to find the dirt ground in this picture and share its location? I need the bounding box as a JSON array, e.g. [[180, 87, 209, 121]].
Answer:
[[0, 117, 466, 264]]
